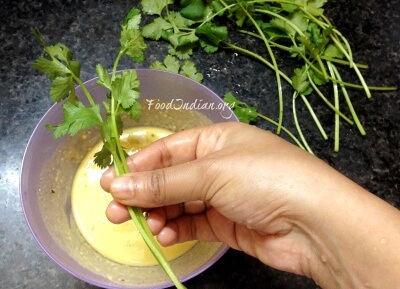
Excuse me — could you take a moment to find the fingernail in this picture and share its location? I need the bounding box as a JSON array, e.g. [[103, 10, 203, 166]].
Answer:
[[111, 176, 134, 200]]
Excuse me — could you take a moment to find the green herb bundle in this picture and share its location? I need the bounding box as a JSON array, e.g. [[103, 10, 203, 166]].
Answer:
[[32, 8, 187, 289], [140, 0, 396, 153]]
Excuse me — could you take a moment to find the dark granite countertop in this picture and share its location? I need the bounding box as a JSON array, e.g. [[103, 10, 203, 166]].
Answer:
[[1, 0, 399, 288]]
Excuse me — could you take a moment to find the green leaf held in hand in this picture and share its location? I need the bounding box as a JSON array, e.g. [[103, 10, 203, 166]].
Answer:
[[33, 7, 188, 289]]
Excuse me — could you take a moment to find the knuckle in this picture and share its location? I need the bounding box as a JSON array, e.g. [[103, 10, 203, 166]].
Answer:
[[145, 169, 167, 205], [157, 138, 172, 168]]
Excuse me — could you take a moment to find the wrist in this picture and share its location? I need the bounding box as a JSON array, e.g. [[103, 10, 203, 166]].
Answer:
[[302, 166, 400, 289]]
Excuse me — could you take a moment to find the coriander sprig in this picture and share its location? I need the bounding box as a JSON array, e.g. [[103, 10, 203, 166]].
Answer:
[[33, 7, 186, 289], [139, 0, 397, 152]]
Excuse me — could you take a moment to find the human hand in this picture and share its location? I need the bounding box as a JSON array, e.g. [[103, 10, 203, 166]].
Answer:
[[100, 122, 400, 289], [100, 122, 335, 277]]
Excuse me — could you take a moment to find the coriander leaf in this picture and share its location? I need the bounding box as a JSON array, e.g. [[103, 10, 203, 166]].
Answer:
[[112, 70, 141, 109], [259, 21, 290, 41], [289, 11, 309, 34], [199, 39, 218, 53], [201, 6, 215, 23], [211, 1, 225, 16], [298, 35, 319, 58], [305, 0, 328, 16], [180, 0, 205, 20], [234, 106, 258, 123], [142, 17, 173, 40], [309, 68, 327, 85], [33, 57, 71, 79], [323, 44, 344, 59], [236, 12, 247, 27], [104, 115, 124, 137], [150, 60, 168, 71], [306, 5, 324, 16], [46, 43, 73, 63], [181, 61, 203, 82], [141, 0, 173, 15], [167, 45, 193, 60], [168, 11, 195, 28], [223, 92, 241, 106], [270, 11, 308, 36], [96, 64, 112, 90], [128, 101, 142, 121], [295, 0, 307, 5], [150, 55, 180, 73], [168, 31, 198, 49], [150, 56, 203, 82], [161, 55, 180, 73], [44, 43, 81, 77], [69, 60, 81, 78], [119, 11, 147, 62], [292, 67, 312, 95], [270, 18, 288, 35], [307, 22, 324, 45], [46, 101, 102, 138], [308, 0, 328, 8], [120, 28, 147, 62], [123, 8, 141, 30], [281, 3, 298, 13], [195, 23, 227, 47], [31, 28, 45, 47], [50, 76, 75, 102], [93, 144, 113, 169], [223, 92, 257, 123]]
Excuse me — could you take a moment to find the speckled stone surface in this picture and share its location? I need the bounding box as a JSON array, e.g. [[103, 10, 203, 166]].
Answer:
[[0, 0, 398, 288]]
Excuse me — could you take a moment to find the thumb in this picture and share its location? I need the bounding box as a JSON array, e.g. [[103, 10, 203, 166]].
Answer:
[[109, 160, 211, 208]]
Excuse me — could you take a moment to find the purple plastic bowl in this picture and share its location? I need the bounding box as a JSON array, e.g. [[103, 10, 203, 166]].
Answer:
[[20, 69, 237, 288]]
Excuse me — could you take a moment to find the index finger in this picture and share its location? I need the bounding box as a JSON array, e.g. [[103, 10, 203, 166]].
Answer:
[[100, 122, 238, 191]]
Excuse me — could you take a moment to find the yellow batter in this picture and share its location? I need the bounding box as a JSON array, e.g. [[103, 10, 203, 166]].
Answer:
[[71, 127, 197, 266]]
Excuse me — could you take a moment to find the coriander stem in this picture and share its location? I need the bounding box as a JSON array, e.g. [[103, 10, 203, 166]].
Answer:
[[299, 7, 354, 63], [128, 207, 187, 289], [327, 61, 340, 152], [352, 60, 372, 98], [331, 63, 366, 136], [326, 33, 372, 98], [221, 42, 292, 83], [238, 29, 382, 92], [109, 109, 185, 289], [297, 6, 374, 98], [306, 70, 354, 125], [109, 46, 185, 287], [111, 150, 186, 288], [237, 29, 369, 70], [320, 56, 369, 69], [110, 48, 131, 175], [256, 113, 305, 149], [112, 50, 125, 80], [72, 75, 96, 107], [300, 93, 328, 140], [289, 36, 330, 81], [240, 4, 284, 134], [292, 92, 314, 154]]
